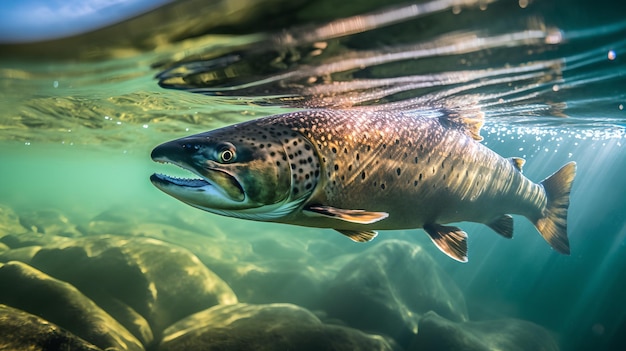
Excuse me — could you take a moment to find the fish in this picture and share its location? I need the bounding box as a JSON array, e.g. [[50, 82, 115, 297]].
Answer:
[[150, 108, 576, 262]]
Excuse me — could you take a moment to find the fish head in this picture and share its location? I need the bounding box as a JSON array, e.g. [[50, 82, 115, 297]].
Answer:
[[150, 122, 319, 219]]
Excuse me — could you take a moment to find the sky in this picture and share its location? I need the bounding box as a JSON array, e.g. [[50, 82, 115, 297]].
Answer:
[[0, 0, 172, 43]]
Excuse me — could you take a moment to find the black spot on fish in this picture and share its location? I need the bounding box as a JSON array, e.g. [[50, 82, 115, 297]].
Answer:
[[305, 144, 311, 150], [270, 152, 276, 156], [395, 139, 400, 145], [348, 165, 352, 171], [322, 157, 326, 163], [291, 164, 296, 170], [344, 148, 348, 154], [332, 147, 337, 153], [341, 175, 345, 181], [259, 144, 264, 149], [293, 141, 298, 146], [419, 173, 423, 180], [367, 145, 371, 152], [373, 181, 377, 187], [420, 144, 424, 151], [334, 164, 339, 171], [382, 144, 386, 149], [381, 183, 386, 190], [305, 183, 312, 190], [289, 154, 294, 160], [443, 174, 446, 180], [414, 157, 419, 164], [396, 168, 401, 176], [361, 171, 366, 180], [293, 188, 299, 194], [282, 155, 287, 161], [356, 153, 360, 161], [315, 170, 320, 177], [441, 161, 445, 169], [276, 161, 281, 167], [414, 180, 418, 186], [307, 156, 313, 163]]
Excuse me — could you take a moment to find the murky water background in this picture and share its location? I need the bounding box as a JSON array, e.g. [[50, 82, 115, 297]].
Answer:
[[1, 0, 626, 350]]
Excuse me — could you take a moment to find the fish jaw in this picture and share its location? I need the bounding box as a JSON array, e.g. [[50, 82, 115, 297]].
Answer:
[[150, 140, 246, 210]]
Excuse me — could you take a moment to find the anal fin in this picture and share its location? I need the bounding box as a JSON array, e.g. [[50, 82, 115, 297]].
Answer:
[[335, 229, 378, 243], [423, 223, 468, 263], [487, 215, 514, 238], [304, 205, 389, 224]]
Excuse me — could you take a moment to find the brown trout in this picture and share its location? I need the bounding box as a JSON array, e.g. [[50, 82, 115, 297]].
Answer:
[[151, 109, 576, 262]]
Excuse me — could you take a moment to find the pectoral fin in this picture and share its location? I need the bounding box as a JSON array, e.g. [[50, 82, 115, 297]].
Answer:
[[335, 229, 378, 242], [423, 223, 468, 263], [304, 205, 389, 224]]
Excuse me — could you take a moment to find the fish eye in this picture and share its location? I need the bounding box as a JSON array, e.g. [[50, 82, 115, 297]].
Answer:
[[217, 144, 236, 163]]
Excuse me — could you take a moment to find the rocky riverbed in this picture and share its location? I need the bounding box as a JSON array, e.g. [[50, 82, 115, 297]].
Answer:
[[0, 203, 559, 351]]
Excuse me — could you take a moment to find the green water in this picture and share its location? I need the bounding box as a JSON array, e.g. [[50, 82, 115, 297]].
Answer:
[[1, 0, 626, 350]]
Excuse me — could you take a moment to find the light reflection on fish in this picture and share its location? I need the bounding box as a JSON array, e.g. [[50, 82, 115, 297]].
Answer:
[[150, 109, 576, 262]]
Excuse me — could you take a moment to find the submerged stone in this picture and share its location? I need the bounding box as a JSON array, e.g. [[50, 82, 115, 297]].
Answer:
[[0, 204, 28, 237], [159, 303, 398, 351], [320, 240, 468, 343], [0, 304, 103, 351], [0, 261, 144, 351], [410, 311, 560, 351], [0, 232, 72, 250], [27, 235, 237, 340], [0, 245, 42, 263], [18, 209, 83, 238]]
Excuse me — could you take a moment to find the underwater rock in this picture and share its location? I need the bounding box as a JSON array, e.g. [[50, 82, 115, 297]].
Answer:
[[18, 208, 83, 238], [206, 236, 337, 307], [0, 232, 73, 249], [27, 235, 237, 340], [159, 303, 398, 351], [0, 204, 28, 237], [217, 259, 329, 307], [410, 311, 560, 351], [85, 205, 227, 240], [0, 304, 104, 351], [0, 261, 143, 351], [320, 240, 468, 342], [0, 245, 42, 263]]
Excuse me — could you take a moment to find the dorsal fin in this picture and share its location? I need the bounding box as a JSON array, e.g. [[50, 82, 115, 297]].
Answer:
[[509, 157, 525, 172], [438, 111, 484, 141]]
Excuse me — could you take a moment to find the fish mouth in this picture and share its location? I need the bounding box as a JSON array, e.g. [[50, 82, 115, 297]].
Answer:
[[150, 157, 245, 206]]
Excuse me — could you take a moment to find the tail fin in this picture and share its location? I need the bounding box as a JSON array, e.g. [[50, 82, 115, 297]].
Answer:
[[535, 162, 577, 254]]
